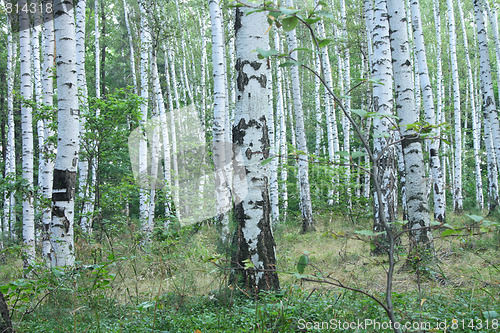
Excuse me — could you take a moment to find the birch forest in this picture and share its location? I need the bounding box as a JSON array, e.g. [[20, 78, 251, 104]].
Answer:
[[0, 0, 499, 331]]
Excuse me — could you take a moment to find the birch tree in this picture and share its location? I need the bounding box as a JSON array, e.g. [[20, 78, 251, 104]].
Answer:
[[369, 0, 397, 253], [41, 0, 56, 260], [51, 0, 79, 267], [19, 0, 36, 267], [4, 12, 16, 240], [210, 0, 231, 240], [474, 0, 500, 206], [285, 0, 314, 232], [409, 0, 446, 221], [388, 0, 434, 255], [457, 0, 484, 209], [231, 2, 279, 292], [447, 0, 463, 212]]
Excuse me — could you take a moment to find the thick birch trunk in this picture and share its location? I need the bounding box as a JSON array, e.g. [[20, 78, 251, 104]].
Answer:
[[388, 0, 434, 255], [370, 0, 397, 254], [231, 3, 279, 292], [51, 0, 79, 267]]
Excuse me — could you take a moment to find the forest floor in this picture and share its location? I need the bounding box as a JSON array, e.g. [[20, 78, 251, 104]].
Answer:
[[1, 210, 499, 332]]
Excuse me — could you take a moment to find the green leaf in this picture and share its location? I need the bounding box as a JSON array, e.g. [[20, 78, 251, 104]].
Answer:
[[318, 38, 332, 48], [466, 214, 484, 223], [351, 109, 368, 118], [441, 229, 461, 237], [429, 220, 441, 226], [279, 60, 303, 68], [335, 151, 349, 157], [242, 258, 255, 270], [354, 229, 384, 237], [304, 17, 322, 24], [256, 48, 279, 59], [279, 7, 300, 15], [282, 16, 299, 31], [351, 151, 365, 159], [315, 10, 334, 19], [296, 254, 309, 274], [261, 157, 274, 166], [483, 310, 498, 320]]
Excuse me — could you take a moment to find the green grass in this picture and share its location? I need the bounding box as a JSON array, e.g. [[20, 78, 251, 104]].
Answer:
[[1, 213, 499, 332]]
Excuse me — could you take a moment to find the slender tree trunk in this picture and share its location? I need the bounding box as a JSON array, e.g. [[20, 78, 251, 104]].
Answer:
[[447, 0, 463, 212], [275, 31, 288, 221], [456, 0, 484, 209], [388, 0, 434, 256], [139, 0, 151, 239], [76, 0, 92, 235], [210, 0, 232, 240], [231, 2, 279, 293], [474, 0, 500, 209], [5, 13, 16, 240], [340, 0, 352, 208], [51, 0, 79, 267], [410, 0, 446, 221], [41, 0, 56, 261], [19, 0, 36, 267], [369, 0, 397, 254], [123, 0, 137, 94], [285, 0, 314, 232]]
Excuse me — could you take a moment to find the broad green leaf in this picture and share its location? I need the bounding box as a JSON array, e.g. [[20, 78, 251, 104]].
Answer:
[[351, 109, 368, 118], [256, 48, 278, 59], [315, 10, 334, 19], [261, 157, 274, 165], [351, 151, 365, 159], [466, 214, 484, 223], [318, 38, 332, 48], [483, 310, 499, 319], [279, 60, 302, 68], [441, 229, 461, 237], [335, 151, 349, 157], [282, 16, 299, 32], [354, 229, 384, 236], [279, 7, 300, 15], [296, 254, 309, 274]]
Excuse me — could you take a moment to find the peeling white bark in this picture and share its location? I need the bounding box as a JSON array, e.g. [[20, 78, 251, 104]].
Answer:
[[51, 0, 79, 266]]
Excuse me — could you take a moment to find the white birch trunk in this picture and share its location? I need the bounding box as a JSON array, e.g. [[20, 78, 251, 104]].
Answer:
[[446, 0, 463, 212], [76, 0, 92, 235], [231, 3, 279, 291], [388, 0, 434, 254], [275, 31, 288, 221], [5, 14, 16, 240], [410, 0, 446, 221], [51, 0, 79, 267], [339, 0, 351, 207], [285, 0, 314, 232], [123, 0, 138, 94], [138, 0, 151, 238], [474, 0, 500, 207], [210, 0, 231, 240], [19, 0, 35, 267], [370, 0, 397, 253], [41, 0, 56, 260], [457, 0, 484, 209]]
